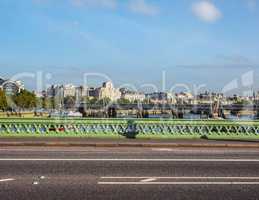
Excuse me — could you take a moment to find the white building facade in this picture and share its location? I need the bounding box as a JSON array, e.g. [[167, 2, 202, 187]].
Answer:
[[0, 78, 24, 95], [96, 81, 121, 101]]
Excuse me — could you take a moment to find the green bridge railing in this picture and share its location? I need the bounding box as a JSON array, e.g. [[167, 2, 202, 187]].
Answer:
[[0, 118, 259, 140]]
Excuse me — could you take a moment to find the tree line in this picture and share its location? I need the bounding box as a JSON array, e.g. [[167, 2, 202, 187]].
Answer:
[[0, 92, 138, 111], [0, 89, 37, 111]]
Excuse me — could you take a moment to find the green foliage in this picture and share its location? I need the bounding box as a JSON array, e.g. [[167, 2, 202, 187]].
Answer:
[[142, 99, 149, 104], [133, 99, 139, 104], [13, 89, 36, 109], [36, 97, 52, 110], [64, 96, 76, 109], [117, 98, 131, 104], [83, 97, 111, 106], [231, 99, 251, 115], [97, 97, 111, 106], [236, 99, 251, 105], [0, 89, 7, 111], [40, 97, 55, 109], [83, 97, 98, 105]]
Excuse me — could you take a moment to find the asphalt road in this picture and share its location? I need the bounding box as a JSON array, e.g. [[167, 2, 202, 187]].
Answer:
[[1, 147, 259, 200]]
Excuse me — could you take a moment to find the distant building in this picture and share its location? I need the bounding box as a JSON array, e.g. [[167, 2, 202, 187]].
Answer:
[[175, 92, 194, 104], [88, 87, 99, 98], [120, 88, 145, 102], [75, 86, 88, 98], [46, 84, 77, 98], [75, 86, 89, 106], [194, 92, 225, 104], [0, 78, 24, 95], [145, 92, 175, 104], [63, 84, 76, 97], [95, 81, 121, 101], [46, 85, 57, 97]]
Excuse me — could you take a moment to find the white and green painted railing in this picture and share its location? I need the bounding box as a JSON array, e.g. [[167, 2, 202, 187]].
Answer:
[[0, 118, 259, 140]]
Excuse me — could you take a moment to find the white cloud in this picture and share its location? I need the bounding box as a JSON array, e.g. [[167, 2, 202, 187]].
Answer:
[[192, 1, 222, 23], [71, 0, 117, 9], [128, 0, 159, 16]]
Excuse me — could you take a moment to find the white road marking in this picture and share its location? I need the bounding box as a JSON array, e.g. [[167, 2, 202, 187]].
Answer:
[[152, 148, 173, 152], [151, 149, 259, 153], [0, 149, 108, 152], [140, 178, 157, 182], [5, 148, 251, 155], [1, 158, 259, 162], [99, 177, 259, 185], [0, 178, 15, 182], [101, 177, 259, 180], [33, 181, 39, 185], [98, 182, 259, 185]]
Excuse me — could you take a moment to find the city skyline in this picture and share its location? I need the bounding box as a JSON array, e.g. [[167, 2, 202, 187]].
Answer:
[[0, 70, 258, 96], [0, 0, 259, 92]]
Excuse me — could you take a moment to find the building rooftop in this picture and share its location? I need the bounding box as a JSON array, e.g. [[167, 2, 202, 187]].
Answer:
[[0, 78, 5, 85]]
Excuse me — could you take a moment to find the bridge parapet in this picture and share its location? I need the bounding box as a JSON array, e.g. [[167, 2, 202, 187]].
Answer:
[[0, 118, 259, 140]]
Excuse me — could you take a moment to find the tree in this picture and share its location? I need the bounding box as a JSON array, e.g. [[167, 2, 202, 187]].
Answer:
[[117, 98, 131, 105], [133, 99, 139, 104], [230, 99, 250, 116], [98, 97, 111, 106], [64, 96, 76, 109], [142, 99, 149, 104], [39, 97, 55, 110], [13, 89, 36, 110], [84, 97, 98, 105], [0, 89, 7, 111]]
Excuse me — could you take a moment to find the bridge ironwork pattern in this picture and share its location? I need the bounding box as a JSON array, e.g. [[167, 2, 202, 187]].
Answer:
[[0, 119, 259, 139]]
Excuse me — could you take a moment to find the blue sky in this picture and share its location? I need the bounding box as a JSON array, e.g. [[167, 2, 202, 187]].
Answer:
[[0, 0, 259, 94]]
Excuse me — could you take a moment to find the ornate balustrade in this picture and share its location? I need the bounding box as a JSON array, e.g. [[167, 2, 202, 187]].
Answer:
[[0, 118, 259, 139]]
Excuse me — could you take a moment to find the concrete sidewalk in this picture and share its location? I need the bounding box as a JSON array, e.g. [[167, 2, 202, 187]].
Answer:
[[0, 137, 259, 148]]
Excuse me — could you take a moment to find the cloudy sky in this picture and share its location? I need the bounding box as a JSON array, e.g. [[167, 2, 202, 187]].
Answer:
[[0, 0, 258, 94]]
